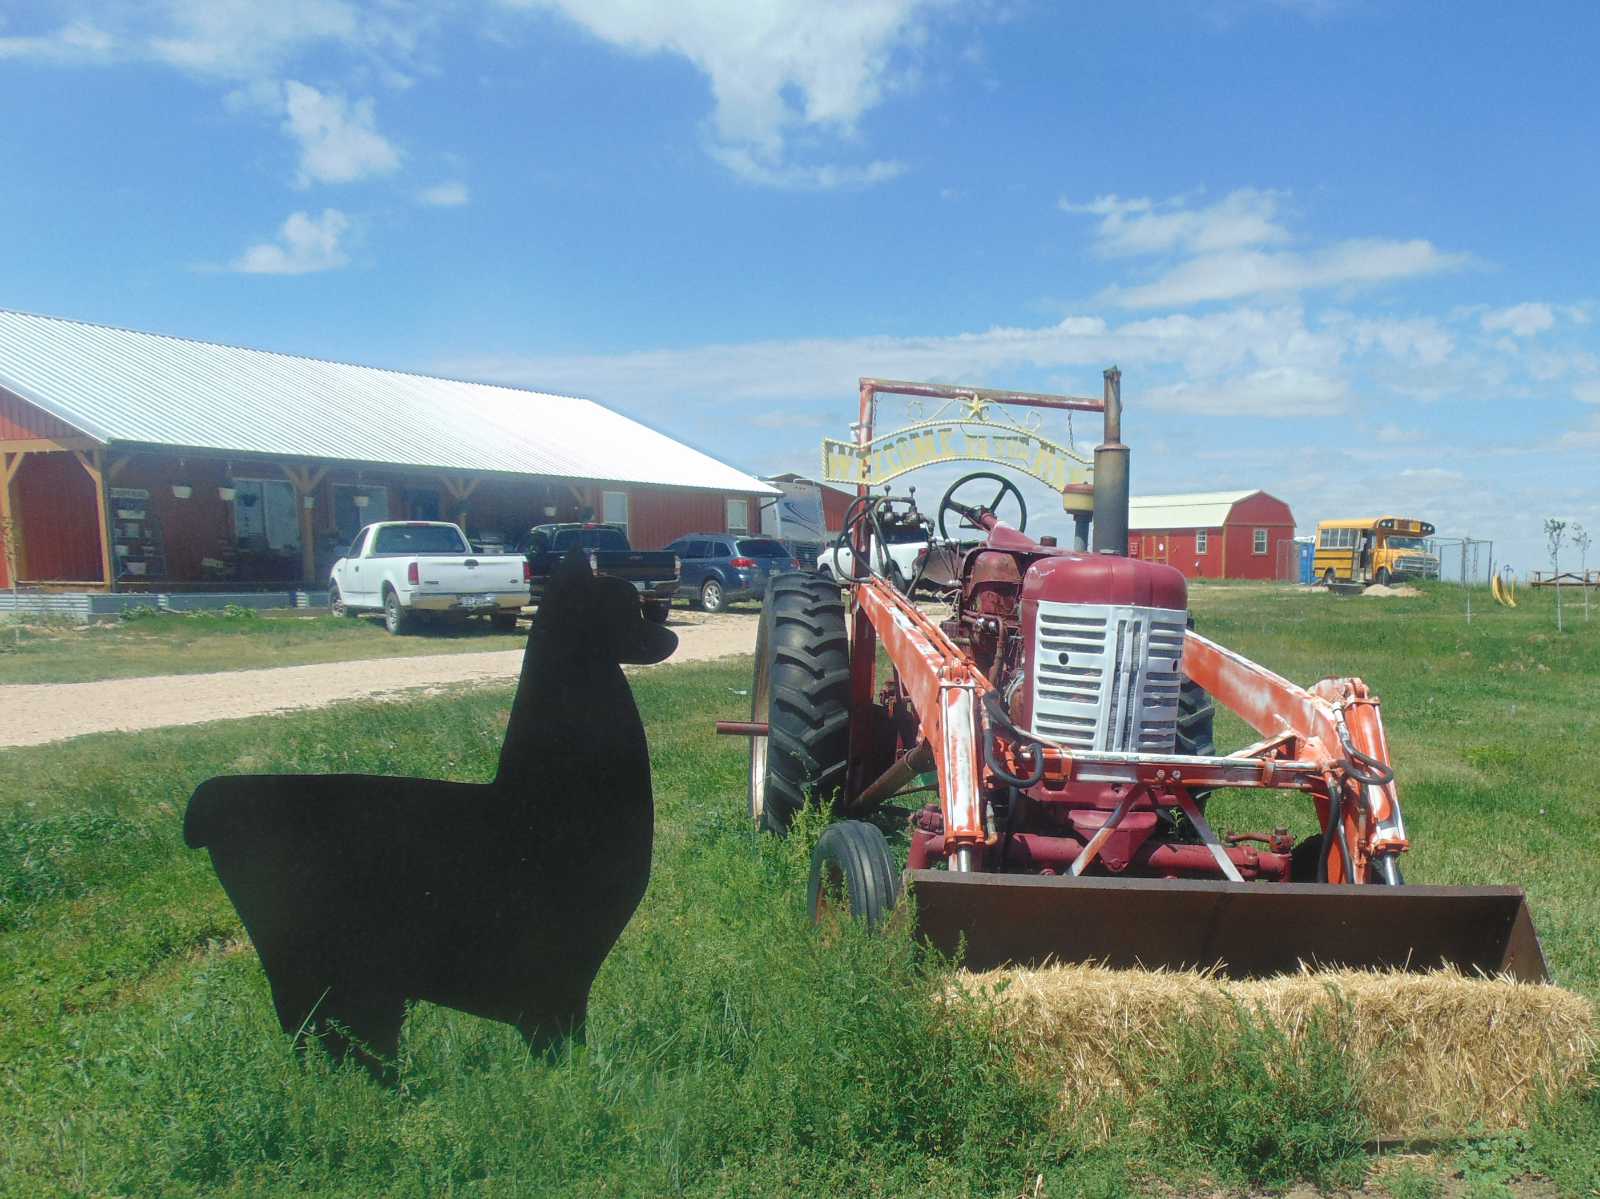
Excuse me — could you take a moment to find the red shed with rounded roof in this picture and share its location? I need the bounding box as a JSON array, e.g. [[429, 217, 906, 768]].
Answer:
[[1126, 490, 1297, 581]]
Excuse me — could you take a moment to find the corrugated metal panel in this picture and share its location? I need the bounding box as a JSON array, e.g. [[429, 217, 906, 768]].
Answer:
[[0, 310, 778, 496], [0, 593, 94, 620], [1128, 490, 1258, 531]]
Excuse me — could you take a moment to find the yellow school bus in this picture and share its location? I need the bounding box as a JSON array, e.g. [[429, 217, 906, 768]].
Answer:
[[1313, 517, 1438, 585]]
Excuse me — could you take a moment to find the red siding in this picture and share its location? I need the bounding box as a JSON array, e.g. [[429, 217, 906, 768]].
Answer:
[[0, 388, 85, 442], [820, 485, 853, 533], [15, 452, 102, 581], [1228, 492, 1296, 527], [1132, 528, 1224, 578], [112, 455, 237, 583], [624, 486, 763, 549]]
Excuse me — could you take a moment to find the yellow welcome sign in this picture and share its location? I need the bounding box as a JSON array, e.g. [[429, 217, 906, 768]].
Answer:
[[822, 420, 1091, 490]]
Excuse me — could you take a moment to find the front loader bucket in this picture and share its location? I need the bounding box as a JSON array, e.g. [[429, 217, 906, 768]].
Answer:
[[908, 872, 1549, 982]]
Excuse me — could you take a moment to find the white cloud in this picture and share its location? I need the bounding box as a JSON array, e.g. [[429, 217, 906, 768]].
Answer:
[[417, 180, 471, 207], [439, 304, 1351, 419], [1373, 423, 1424, 444], [281, 81, 401, 186], [0, 19, 115, 62], [1325, 313, 1455, 365], [1143, 366, 1347, 417], [708, 146, 906, 190], [1105, 238, 1465, 309], [1060, 189, 1467, 309], [150, 1, 368, 79], [1, 2, 430, 80], [502, 0, 937, 187], [1479, 302, 1555, 338], [1061, 189, 1290, 258], [232, 209, 352, 274]]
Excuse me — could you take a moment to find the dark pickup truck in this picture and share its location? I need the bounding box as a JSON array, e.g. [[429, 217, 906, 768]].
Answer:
[[517, 523, 680, 623]]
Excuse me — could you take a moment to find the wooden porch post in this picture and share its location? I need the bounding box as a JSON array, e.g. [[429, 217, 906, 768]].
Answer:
[[282, 465, 329, 584], [0, 450, 27, 584], [438, 474, 480, 531], [72, 448, 115, 590]]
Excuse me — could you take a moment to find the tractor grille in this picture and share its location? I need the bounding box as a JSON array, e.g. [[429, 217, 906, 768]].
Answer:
[[1029, 601, 1187, 753]]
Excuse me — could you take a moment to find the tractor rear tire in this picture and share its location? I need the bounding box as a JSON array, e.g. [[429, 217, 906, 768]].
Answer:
[[1176, 675, 1215, 758], [748, 572, 851, 835], [808, 820, 900, 931]]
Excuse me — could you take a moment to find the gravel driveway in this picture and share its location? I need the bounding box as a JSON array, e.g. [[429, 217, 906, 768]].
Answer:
[[1, 609, 760, 750]]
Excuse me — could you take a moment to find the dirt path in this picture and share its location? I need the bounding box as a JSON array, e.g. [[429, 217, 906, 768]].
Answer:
[[0, 610, 759, 749]]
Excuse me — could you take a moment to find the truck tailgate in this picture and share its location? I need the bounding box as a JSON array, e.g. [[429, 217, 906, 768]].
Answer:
[[410, 555, 526, 594], [592, 551, 677, 585]]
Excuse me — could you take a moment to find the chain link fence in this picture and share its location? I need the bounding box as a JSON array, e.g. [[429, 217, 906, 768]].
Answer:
[[1426, 537, 1495, 586]]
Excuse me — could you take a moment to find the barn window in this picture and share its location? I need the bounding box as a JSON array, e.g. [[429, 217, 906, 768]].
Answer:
[[1195, 530, 1208, 555], [1253, 528, 1268, 555], [726, 497, 749, 533], [601, 490, 629, 531]]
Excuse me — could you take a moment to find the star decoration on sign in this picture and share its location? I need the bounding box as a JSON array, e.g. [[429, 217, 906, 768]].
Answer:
[[962, 394, 990, 421]]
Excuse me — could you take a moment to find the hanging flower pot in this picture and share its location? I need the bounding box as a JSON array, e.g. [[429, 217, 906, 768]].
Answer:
[[171, 483, 193, 499], [218, 485, 238, 502]]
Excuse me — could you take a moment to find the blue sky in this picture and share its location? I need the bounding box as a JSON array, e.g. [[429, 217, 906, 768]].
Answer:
[[3, 0, 1597, 573]]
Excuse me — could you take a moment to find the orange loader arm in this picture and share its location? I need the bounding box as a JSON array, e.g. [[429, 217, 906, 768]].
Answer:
[[1181, 631, 1408, 884]]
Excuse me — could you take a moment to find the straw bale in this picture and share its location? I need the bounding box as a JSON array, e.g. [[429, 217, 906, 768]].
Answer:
[[959, 964, 1596, 1140]]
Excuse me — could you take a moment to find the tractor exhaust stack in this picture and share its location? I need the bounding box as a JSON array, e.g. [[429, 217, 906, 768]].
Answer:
[[1091, 366, 1129, 556]]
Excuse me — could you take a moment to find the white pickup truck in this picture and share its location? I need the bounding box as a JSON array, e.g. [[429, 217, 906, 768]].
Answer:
[[328, 521, 530, 634]]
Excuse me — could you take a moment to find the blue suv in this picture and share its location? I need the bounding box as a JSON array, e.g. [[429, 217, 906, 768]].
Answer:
[[661, 534, 799, 612]]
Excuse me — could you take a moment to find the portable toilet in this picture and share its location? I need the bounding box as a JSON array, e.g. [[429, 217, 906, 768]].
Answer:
[[1296, 537, 1315, 584]]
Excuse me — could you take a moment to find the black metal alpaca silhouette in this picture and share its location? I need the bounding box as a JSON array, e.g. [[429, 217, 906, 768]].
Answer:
[[184, 550, 675, 1076]]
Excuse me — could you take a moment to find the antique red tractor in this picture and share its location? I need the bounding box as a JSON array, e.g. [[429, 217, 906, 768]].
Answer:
[[725, 373, 1546, 980]]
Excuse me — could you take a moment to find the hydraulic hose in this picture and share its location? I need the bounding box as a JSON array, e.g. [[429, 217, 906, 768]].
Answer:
[[981, 689, 1046, 788]]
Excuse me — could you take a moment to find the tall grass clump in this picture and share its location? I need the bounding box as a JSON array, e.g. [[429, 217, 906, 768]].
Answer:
[[1139, 1003, 1370, 1190]]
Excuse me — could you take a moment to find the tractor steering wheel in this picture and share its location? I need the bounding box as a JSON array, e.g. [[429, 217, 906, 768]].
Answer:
[[937, 471, 1028, 540]]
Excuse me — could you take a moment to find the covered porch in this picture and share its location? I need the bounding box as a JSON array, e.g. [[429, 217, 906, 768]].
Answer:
[[0, 442, 597, 592]]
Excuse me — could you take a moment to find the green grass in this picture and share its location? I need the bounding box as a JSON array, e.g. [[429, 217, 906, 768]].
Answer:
[[1186, 582, 1600, 997], [0, 607, 530, 684], [1, 581, 1596, 1196]]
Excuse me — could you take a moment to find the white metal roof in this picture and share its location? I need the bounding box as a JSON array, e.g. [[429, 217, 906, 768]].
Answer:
[[0, 309, 777, 495], [1127, 490, 1260, 530]]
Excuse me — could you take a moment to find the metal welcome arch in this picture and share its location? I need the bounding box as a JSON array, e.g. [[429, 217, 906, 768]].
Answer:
[[821, 418, 1092, 490]]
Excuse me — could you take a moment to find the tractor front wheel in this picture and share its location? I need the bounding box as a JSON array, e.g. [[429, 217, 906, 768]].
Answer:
[[808, 820, 900, 931], [748, 573, 850, 835]]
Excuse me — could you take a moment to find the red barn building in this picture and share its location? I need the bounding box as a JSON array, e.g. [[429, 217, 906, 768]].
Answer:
[[1127, 490, 1297, 581], [0, 310, 776, 594]]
